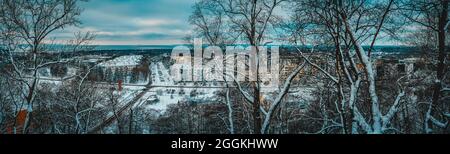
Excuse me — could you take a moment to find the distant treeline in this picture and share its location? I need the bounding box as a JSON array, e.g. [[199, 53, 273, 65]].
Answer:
[[84, 45, 425, 57], [2, 45, 428, 58]]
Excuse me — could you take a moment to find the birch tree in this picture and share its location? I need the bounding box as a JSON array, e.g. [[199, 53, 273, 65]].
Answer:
[[289, 0, 407, 134], [0, 0, 92, 133]]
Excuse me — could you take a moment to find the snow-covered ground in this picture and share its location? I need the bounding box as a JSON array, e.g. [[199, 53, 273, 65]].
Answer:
[[134, 62, 221, 114], [134, 61, 315, 114], [33, 55, 314, 116], [98, 55, 143, 67]]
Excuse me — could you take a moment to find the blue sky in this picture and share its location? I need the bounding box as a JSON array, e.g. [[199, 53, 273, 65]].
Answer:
[[52, 0, 196, 45]]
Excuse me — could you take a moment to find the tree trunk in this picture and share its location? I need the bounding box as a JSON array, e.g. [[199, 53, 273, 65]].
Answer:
[[129, 109, 133, 134], [428, 0, 448, 132]]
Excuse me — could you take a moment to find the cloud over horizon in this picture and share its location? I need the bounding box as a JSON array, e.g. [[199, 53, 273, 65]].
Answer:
[[50, 0, 196, 45]]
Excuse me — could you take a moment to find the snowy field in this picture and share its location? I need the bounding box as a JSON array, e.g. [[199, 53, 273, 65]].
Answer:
[[133, 62, 221, 114]]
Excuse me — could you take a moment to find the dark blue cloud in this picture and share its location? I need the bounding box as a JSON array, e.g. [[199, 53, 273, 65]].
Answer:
[[68, 0, 196, 45], [95, 32, 179, 40]]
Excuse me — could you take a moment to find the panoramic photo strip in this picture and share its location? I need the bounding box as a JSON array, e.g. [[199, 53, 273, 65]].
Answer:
[[0, 0, 449, 153]]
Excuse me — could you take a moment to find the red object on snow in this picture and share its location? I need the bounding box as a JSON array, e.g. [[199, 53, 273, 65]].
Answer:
[[118, 80, 123, 91], [16, 110, 27, 127], [5, 110, 27, 134]]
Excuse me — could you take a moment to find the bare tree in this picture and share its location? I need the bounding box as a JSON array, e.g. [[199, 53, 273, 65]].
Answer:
[[288, 0, 408, 134], [0, 0, 93, 133], [190, 0, 323, 134], [189, 1, 230, 46], [400, 0, 449, 133], [190, 0, 280, 134]]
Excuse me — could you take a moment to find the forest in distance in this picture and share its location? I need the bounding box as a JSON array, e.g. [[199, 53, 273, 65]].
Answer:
[[0, 0, 449, 134]]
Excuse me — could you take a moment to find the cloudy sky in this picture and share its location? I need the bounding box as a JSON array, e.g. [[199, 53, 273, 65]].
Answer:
[[52, 0, 196, 45], [49, 0, 402, 46]]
